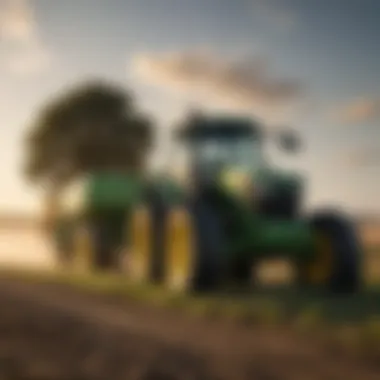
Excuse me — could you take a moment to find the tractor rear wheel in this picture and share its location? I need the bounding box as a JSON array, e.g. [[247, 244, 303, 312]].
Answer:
[[127, 192, 168, 284], [164, 200, 225, 294], [297, 210, 362, 293], [128, 206, 153, 282], [146, 191, 168, 284]]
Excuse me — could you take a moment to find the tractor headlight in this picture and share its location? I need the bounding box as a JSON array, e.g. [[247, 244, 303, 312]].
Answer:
[[220, 168, 252, 198]]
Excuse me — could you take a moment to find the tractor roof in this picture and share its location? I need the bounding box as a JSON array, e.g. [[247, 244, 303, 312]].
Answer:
[[176, 115, 263, 142]]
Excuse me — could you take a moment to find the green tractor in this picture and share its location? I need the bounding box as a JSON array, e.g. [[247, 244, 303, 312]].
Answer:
[[128, 114, 363, 294], [46, 113, 362, 294]]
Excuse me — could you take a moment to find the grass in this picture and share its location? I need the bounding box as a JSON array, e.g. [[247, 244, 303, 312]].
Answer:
[[2, 263, 380, 325], [1, 245, 380, 356]]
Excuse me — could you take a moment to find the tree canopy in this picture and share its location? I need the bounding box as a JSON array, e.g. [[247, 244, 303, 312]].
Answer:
[[23, 80, 153, 188]]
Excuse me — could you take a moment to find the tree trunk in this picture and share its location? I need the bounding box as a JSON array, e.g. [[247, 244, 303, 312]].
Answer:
[[43, 182, 62, 233]]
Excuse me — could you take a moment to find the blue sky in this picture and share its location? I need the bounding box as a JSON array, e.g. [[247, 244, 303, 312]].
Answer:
[[0, 0, 379, 215]]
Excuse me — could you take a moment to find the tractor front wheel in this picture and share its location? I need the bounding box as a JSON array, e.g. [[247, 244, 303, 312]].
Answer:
[[297, 210, 362, 293]]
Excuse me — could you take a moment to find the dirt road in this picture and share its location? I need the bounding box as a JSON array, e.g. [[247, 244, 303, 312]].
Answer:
[[0, 277, 379, 380]]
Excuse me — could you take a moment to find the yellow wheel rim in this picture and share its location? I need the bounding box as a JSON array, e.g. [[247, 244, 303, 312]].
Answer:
[[74, 226, 93, 272], [304, 233, 334, 285], [165, 208, 194, 292], [128, 206, 152, 282]]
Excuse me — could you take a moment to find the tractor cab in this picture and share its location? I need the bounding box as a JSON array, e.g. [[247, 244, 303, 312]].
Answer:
[[176, 115, 265, 191], [175, 113, 303, 217]]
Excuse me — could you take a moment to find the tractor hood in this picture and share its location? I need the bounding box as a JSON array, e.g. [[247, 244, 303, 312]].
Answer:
[[153, 164, 304, 213], [252, 167, 304, 217], [220, 166, 302, 199], [255, 168, 303, 195]]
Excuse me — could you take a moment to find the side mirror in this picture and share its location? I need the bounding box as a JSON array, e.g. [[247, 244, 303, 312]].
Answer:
[[277, 129, 302, 153]]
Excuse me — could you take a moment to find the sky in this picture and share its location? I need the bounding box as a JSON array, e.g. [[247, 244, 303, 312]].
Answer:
[[0, 0, 379, 215]]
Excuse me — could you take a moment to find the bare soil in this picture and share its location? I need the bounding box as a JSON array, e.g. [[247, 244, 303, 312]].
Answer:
[[0, 276, 379, 380]]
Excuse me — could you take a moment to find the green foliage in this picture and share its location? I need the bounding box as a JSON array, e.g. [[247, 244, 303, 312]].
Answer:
[[23, 79, 153, 188]]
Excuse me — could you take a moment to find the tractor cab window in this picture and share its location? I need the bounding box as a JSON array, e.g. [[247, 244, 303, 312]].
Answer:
[[194, 137, 263, 173], [176, 117, 265, 175]]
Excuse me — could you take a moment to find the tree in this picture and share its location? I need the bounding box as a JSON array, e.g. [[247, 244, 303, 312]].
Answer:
[[23, 79, 153, 190]]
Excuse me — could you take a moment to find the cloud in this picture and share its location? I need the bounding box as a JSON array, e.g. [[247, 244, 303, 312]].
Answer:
[[252, 0, 298, 34], [0, 0, 35, 42], [131, 50, 304, 123], [0, 0, 51, 75], [331, 97, 380, 125]]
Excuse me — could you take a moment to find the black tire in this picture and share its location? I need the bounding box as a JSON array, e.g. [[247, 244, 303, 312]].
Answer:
[[164, 198, 225, 294], [146, 189, 168, 284], [191, 198, 225, 293], [127, 187, 169, 284], [298, 210, 362, 293]]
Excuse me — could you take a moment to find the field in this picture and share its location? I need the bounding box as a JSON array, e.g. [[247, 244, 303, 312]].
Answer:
[[1, 273, 380, 380], [0, 222, 379, 379]]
